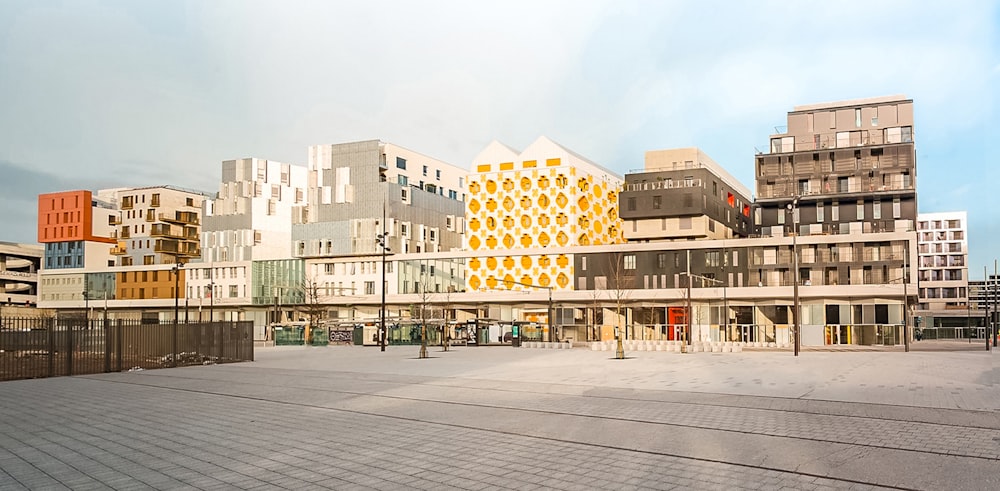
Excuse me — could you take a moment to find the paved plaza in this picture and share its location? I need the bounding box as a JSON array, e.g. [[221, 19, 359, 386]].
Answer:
[[1, 344, 998, 490]]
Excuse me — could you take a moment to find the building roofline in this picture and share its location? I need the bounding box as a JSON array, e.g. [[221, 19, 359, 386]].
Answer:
[[791, 95, 911, 113]]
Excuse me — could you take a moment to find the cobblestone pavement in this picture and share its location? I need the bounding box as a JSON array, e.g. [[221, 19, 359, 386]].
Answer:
[[1, 346, 997, 490]]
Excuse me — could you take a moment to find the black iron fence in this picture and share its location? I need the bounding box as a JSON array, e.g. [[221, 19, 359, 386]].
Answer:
[[0, 316, 254, 382]]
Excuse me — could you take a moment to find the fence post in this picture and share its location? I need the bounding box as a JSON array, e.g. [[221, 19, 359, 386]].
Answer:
[[103, 313, 111, 373], [47, 317, 55, 377], [218, 321, 224, 362], [116, 320, 123, 372], [66, 320, 74, 376]]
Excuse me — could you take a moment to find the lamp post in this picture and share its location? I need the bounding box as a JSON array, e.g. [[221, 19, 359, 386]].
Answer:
[[787, 197, 800, 357], [172, 261, 184, 367], [376, 204, 391, 352], [82, 287, 89, 323]]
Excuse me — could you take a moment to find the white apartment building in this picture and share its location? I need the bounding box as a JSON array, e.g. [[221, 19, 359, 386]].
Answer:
[[914, 211, 972, 334]]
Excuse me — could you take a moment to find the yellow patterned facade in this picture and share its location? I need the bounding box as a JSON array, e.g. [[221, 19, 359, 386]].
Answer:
[[464, 137, 623, 293]]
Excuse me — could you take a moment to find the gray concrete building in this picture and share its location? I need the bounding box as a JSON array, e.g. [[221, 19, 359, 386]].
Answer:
[[620, 148, 753, 241], [292, 140, 467, 258], [755, 95, 917, 237]]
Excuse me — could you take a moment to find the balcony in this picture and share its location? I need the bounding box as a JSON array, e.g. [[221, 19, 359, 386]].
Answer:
[[108, 216, 121, 226], [159, 211, 200, 226], [110, 242, 128, 255], [154, 238, 201, 257], [150, 223, 182, 238]]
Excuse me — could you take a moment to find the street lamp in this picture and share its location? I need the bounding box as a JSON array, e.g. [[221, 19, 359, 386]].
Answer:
[[172, 261, 185, 367], [376, 205, 391, 352], [787, 197, 800, 357]]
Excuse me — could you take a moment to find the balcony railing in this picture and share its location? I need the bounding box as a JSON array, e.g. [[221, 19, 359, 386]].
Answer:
[[110, 243, 128, 255], [623, 178, 703, 192], [159, 212, 200, 226]]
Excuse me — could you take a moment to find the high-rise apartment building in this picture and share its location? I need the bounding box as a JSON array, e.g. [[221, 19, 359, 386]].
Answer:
[[293, 140, 466, 258], [916, 211, 968, 311], [756, 95, 916, 237]]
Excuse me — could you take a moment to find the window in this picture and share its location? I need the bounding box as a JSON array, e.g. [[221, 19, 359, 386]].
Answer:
[[855, 108, 862, 128], [653, 196, 662, 209], [706, 251, 721, 267], [798, 179, 809, 195], [679, 217, 692, 229], [229, 285, 238, 298], [627, 197, 636, 211], [623, 254, 636, 270], [831, 201, 839, 221], [422, 165, 428, 176], [657, 253, 667, 269], [396, 157, 406, 170], [817, 202, 824, 223], [581, 256, 587, 271], [856, 200, 865, 220], [435, 169, 441, 180], [398, 175, 408, 186], [892, 198, 901, 219], [365, 281, 375, 295], [873, 200, 881, 219]]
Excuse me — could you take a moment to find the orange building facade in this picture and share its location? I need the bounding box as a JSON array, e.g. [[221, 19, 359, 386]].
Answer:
[[37, 190, 116, 244], [117, 268, 186, 300]]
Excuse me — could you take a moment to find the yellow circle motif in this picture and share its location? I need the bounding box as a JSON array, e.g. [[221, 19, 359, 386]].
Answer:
[[468, 199, 481, 214], [556, 193, 569, 208], [520, 235, 532, 247], [520, 177, 531, 191], [485, 276, 498, 289], [469, 181, 480, 194], [520, 256, 532, 269], [469, 218, 481, 232], [538, 214, 550, 227], [538, 176, 549, 189], [577, 195, 590, 211], [556, 273, 569, 288], [469, 236, 481, 250], [469, 275, 481, 290], [486, 180, 497, 194], [538, 232, 550, 247], [503, 256, 514, 269], [538, 273, 550, 287], [503, 234, 515, 248], [503, 178, 514, 191], [538, 255, 551, 267], [503, 215, 514, 229], [469, 257, 481, 269], [502, 197, 514, 211], [556, 254, 569, 267], [486, 199, 497, 212], [520, 215, 531, 228], [486, 216, 497, 230], [486, 236, 498, 248], [538, 194, 550, 208], [486, 257, 498, 270], [556, 232, 568, 246]]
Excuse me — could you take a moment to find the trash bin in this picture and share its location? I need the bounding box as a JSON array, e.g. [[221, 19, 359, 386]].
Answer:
[[310, 327, 328, 346]]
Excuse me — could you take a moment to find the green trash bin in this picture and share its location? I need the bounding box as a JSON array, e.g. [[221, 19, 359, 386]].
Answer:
[[310, 327, 329, 346]]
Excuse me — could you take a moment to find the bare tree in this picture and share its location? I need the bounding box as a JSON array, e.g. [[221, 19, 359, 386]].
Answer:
[[441, 289, 452, 351], [301, 276, 327, 345], [608, 252, 632, 359], [414, 281, 435, 359]]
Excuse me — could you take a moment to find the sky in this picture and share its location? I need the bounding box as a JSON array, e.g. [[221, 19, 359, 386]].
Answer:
[[1, 0, 998, 276]]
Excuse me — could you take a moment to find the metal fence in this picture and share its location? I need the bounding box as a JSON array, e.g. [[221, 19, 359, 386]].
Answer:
[[0, 316, 254, 382]]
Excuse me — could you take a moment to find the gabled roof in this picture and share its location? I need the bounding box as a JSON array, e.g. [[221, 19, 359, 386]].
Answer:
[[471, 140, 520, 167]]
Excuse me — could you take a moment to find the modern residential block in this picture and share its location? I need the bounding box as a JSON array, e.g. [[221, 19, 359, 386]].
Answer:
[[620, 147, 753, 241]]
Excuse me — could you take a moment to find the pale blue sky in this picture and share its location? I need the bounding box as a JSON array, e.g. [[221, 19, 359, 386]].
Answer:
[[1, 0, 997, 275]]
